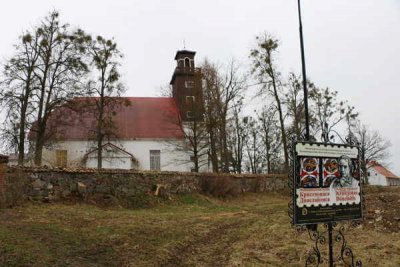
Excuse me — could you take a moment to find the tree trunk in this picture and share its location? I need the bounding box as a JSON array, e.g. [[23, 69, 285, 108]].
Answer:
[[209, 128, 219, 172], [34, 129, 45, 166], [17, 107, 27, 166], [97, 102, 104, 169], [269, 65, 289, 172]]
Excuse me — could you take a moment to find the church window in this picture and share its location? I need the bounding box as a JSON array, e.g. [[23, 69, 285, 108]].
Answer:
[[187, 111, 194, 118], [150, 150, 161, 171], [185, 81, 194, 88], [56, 150, 68, 167], [184, 57, 191, 68], [186, 96, 195, 104]]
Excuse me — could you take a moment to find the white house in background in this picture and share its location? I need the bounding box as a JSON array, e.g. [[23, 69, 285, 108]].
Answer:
[[367, 162, 400, 186], [28, 50, 209, 172]]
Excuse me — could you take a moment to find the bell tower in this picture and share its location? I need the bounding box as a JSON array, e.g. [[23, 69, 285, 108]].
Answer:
[[170, 50, 204, 122]]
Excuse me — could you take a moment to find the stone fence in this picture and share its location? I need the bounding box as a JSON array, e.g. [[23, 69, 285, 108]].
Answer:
[[0, 155, 9, 205], [1, 166, 288, 208]]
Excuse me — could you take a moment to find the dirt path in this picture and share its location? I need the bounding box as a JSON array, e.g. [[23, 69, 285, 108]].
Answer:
[[160, 215, 257, 267]]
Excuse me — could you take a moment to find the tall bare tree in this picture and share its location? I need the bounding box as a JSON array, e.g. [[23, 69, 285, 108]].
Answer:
[[32, 11, 88, 165], [228, 99, 247, 173], [282, 72, 307, 139], [201, 59, 221, 172], [0, 32, 40, 165], [258, 105, 282, 173], [82, 33, 125, 169], [201, 59, 247, 173], [250, 33, 289, 171], [309, 86, 357, 143], [244, 116, 263, 174]]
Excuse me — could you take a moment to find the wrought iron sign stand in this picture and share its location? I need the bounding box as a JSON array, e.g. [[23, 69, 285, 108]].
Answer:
[[288, 141, 364, 267], [294, 2, 363, 266]]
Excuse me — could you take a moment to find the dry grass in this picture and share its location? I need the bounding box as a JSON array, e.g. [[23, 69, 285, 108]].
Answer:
[[0, 189, 399, 266]]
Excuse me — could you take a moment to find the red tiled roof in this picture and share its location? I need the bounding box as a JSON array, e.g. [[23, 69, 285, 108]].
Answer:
[[370, 162, 399, 179], [29, 97, 185, 140]]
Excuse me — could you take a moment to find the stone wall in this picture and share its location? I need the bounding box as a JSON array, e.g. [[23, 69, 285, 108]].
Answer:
[[4, 167, 288, 207], [0, 155, 9, 206]]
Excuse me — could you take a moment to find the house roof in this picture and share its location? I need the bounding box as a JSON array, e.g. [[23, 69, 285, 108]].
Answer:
[[174, 50, 196, 60], [29, 97, 185, 141], [370, 162, 399, 179]]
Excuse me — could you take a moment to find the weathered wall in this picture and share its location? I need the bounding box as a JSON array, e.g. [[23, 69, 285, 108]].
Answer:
[[0, 155, 9, 206], [41, 139, 209, 172], [4, 167, 288, 208]]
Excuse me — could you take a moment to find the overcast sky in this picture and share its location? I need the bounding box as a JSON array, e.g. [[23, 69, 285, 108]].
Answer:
[[1, 0, 400, 173]]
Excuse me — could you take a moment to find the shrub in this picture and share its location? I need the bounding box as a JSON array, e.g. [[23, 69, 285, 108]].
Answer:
[[2, 170, 28, 208], [200, 175, 240, 198]]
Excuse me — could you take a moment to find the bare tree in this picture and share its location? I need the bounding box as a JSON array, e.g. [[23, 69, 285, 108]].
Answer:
[[82, 33, 125, 169], [282, 72, 307, 139], [201, 59, 221, 172], [4, 11, 90, 166], [250, 33, 289, 171], [351, 121, 391, 184], [258, 105, 283, 173], [244, 116, 263, 174], [201, 59, 247, 173], [228, 99, 247, 173], [0, 31, 40, 165], [309, 86, 357, 143]]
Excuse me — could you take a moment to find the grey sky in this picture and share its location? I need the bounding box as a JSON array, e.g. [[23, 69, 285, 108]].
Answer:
[[1, 0, 400, 173]]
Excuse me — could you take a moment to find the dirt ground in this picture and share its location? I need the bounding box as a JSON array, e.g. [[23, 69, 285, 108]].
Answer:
[[363, 186, 400, 233], [0, 186, 399, 266]]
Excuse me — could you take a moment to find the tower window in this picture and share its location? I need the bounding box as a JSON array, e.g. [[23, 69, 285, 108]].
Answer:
[[184, 57, 191, 68], [187, 111, 194, 118], [185, 81, 194, 88], [186, 96, 195, 104]]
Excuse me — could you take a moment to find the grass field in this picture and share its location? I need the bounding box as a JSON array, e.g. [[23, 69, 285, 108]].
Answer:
[[0, 188, 399, 266]]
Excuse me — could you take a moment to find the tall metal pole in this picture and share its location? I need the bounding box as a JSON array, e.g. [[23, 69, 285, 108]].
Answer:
[[297, 0, 310, 141]]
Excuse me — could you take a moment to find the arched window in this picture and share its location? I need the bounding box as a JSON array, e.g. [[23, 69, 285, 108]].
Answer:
[[184, 57, 191, 69]]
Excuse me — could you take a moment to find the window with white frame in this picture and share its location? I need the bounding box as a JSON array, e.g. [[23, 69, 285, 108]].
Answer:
[[186, 96, 195, 104], [184, 57, 192, 68], [150, 150, 161, 171], [185, 80, 194, 88]]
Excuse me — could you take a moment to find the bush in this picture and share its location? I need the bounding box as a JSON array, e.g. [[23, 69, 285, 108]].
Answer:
[[200, 175, 240, 198], [2, 170, 28, 208]]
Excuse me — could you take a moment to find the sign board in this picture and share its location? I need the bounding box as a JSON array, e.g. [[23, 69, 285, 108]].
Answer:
[[292, 142, 363, 225]]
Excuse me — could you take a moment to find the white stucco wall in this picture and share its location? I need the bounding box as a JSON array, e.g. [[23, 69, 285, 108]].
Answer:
[[367, 168, 388, 186], [41, 139, 210, 172], [85, 146, 133, 169], [86, 157, 132, 169]]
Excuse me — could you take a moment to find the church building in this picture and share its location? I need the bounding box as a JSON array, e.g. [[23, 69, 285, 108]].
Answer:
[[29, 50, 209, 171]]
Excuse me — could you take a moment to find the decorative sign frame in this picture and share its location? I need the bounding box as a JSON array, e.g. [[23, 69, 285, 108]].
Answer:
[[291, 141, 363, 225]]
